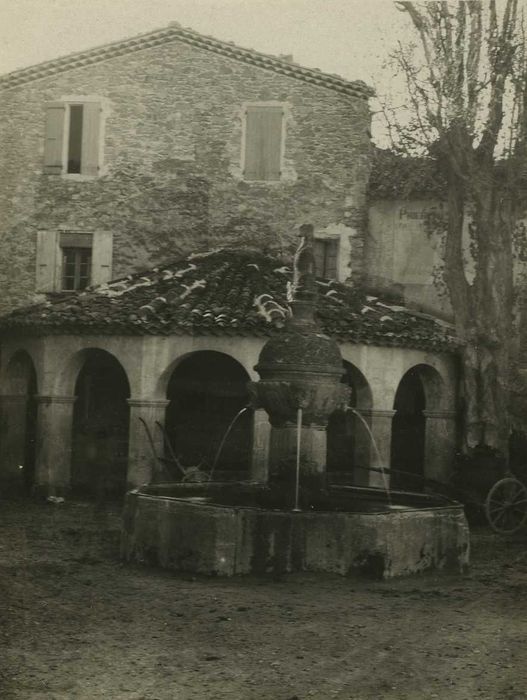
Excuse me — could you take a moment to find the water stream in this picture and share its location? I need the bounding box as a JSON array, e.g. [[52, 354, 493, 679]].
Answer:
[[293, 407, 302, 512], [347, 407, 392, 506], [209, 406, 250, 482]]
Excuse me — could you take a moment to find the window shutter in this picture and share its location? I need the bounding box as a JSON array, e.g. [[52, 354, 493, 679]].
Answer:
[[313, 239, 325, 278], [81, 102, 101, 176], [244, 107, 283, 180], [91, 231, 113, 286], [313, 239, 339, 279], [36, 230, 59, 291], [43, 103, 65, 174]]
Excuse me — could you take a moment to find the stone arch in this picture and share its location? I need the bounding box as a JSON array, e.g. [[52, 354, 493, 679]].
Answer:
[[1, 348, 39, 393], [53, 345, 133, 397], [70, 348, 131, 496], [327, 361, 373, 484], [155, 345, 255, 400], [165, 350, 253, 476], [0, 350, 39, 491], [390, 364, 445, 490]]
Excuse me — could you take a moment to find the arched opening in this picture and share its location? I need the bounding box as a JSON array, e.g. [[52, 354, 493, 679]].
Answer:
[[390, 367, 427, 491], [0, 351, 38, 492], [327, 361, 373, 484], [71, 349, 130, 497], [166, 351, 252, 477]]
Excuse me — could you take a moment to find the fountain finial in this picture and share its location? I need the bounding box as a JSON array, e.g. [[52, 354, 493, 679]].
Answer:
[[291, 224, 317, 326]]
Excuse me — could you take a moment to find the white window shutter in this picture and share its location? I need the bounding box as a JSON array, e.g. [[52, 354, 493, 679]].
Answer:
[[43, 103, 65, 174], [91, 231, 113, 286], [36, 230, 59, 291], [81, 102, 102, 176]]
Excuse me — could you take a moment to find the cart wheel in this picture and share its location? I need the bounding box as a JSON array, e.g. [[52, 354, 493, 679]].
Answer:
[[485, 477, 527, 534]]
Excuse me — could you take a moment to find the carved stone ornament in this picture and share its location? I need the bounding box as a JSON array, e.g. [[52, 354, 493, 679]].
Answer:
[[251, 223, 347, 428], [248, 380, 351, 427]]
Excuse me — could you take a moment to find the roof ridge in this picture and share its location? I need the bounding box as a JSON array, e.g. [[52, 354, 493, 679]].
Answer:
[[0, 23, 374, 99]]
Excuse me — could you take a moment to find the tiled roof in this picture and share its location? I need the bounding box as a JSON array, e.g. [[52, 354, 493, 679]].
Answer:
[[0, 249, 459, 353], [368, 148, 447, 200], [0, 24, 373, 100]]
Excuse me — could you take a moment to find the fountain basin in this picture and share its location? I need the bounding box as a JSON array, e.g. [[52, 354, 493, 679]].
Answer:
[[121, 483, 469, 579]]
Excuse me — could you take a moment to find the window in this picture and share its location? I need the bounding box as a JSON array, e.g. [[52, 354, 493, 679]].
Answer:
[[314, 238, 339, 279], [67, 105, 84, 174], [44, 100, 103, 176], [62, 247, 92, 290], [35, 230, 113, 293], [243, 105, 284, 181]]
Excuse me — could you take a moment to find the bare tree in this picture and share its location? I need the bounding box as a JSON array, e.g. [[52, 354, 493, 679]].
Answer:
[[387, 0, 527, 463]]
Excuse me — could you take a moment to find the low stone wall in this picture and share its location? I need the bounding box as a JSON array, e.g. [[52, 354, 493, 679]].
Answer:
[[121, 488, 470, 579]]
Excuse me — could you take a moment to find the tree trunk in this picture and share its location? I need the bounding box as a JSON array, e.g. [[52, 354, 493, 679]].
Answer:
[[452, 180, 515, 462]]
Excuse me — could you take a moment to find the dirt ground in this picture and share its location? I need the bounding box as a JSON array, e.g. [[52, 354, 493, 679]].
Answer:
[[1, 498, 527, 700]]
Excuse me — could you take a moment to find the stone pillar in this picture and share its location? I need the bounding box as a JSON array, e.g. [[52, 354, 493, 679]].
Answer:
[[0, 394, 29, 491], [34, 395, 76, 496], [423, 410, 458, 483], [250, 409, 271, 483], [127, 399, 170, 488], [361, 409, 396, 488]]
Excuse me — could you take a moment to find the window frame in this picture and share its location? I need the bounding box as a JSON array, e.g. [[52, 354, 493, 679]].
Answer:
[[240, 101, 286, 183], [61, 246, 92, 291], [65, 103, 84, 175], [314, 237, 340, 280], [35, 229, 113, 293], [44, 96, 105, 180]]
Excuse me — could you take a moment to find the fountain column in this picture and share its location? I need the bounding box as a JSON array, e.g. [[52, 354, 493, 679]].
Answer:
[[127, 398, 170, 488], [250, 408, 271, 482]]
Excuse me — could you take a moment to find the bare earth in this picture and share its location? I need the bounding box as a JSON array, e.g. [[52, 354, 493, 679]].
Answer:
[[1, 498, 527, 700]]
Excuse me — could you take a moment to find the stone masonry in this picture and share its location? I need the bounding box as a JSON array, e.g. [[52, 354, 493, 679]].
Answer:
[[0, 26, 372, 314]]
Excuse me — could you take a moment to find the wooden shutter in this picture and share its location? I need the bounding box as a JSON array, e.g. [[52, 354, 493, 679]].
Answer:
[[314, 239, 339, 279], [81, 102, 102, 176], [244, 107, 283, 181], [91, 231, 113, 285], [43, 103, 65, 174], [36, 230, 59, 291], [314, 239, 325, 277]]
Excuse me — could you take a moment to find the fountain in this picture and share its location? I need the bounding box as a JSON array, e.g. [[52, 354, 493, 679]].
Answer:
[[121, 225, 469, 579]]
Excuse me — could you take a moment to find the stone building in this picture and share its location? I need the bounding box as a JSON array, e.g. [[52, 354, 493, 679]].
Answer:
[[0, 22, 372, 316], [0, 25, 460, 496]]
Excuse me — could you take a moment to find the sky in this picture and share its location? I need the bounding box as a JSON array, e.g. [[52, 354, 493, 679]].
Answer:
[[0, 0, 412, 143]]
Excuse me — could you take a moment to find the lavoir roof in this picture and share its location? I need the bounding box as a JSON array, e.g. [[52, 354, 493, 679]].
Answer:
[[0, 249, 459, 353]]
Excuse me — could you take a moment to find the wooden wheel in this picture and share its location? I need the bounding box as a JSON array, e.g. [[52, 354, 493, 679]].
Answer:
[[485, 477, 527, 534]]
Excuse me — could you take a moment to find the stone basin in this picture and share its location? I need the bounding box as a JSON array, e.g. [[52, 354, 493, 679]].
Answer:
[[121, 483, 470, 579]]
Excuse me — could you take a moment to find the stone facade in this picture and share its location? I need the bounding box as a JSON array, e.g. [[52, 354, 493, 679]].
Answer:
[[0, 26, 372, 314], [366, 199, 451, 318]]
